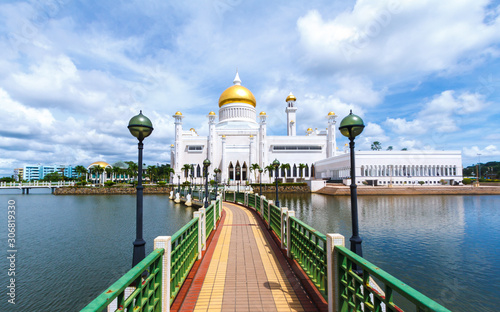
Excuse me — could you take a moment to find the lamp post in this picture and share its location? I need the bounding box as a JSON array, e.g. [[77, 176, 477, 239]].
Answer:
[[177, 175, 180, 193], [189, 174, 193, 194], [272, 159, 280, 207], [203, 159, 211, 208], [258, 167, 263, 195], [339, 110, 365, 258], [128, 111, 153, 268], [214, 168, 221, 196]]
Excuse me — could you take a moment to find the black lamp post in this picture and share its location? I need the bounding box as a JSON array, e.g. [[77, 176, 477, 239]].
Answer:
[[214, 168, 221, 196], [203, 159, 211, 207], [272, 159, 280, 207], [339, 110, 365, 258], [258, 167, 263, 195], [177, 175, 180, 193], [128, 111, 153, 268], [189, 174, 193, 194]]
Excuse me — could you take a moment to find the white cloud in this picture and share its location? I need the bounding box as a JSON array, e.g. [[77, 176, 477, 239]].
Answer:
[[297, 0, 500, 77], [463, 145, 500, 157]]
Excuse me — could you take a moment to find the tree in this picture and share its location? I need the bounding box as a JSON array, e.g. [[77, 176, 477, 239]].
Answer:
[[75, 165, 88, 181], [280, 163, 291, 180], [112, 166, 122, 182], [298, 163, 307, 179], [125, 161, 138, 181], [250, 163, 261, 183], [371, 141, 382, 151], [42, 172, 63, 182], [94, 166, 105, 185], [181, 164, 192, 183], [147, 165, 158, 183], [265, 164, 274, 179], [387, 146, 393, 151], [105, 167, 113, 182], [165, 166, 175, 183], [401, 147, 408, 151]]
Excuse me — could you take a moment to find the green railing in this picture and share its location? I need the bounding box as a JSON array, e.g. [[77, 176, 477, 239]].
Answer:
[[336, 246, 451, 312], [262, 198, 269, 223], [170, 217, 199, 303], [248, 193, 256, 208], [205, 203, 214, 238], [255, 195, 261, 213], [82, 249, 163, 312], [225, 191, 234, 202], [289, 216, 327, 299], [236, 192, 245, 204], [269, 204, 281, 239]]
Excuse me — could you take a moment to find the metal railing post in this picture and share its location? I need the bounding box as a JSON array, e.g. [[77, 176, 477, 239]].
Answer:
[[327, 234, 345, 312], [286, 211, 295, 258], [199, 208, 206, 251], [280, 207, 288, 249], [154, 236, 172, 312], [211, 200, 217, 230], [193, 211, 203, 259], [267, 200, 273, 230]]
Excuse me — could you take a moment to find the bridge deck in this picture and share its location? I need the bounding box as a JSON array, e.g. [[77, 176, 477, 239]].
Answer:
[[175, 202, 318, 312]]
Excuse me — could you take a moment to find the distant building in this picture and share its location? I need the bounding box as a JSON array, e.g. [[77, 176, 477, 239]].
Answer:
[[23, 165, 79, 181], [13, 168, 23, 182]]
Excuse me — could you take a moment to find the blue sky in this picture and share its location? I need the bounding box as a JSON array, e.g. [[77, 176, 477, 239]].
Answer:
[[1, 0, 500, 176]]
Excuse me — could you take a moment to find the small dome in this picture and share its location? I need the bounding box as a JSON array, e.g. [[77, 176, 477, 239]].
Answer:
[[112, 161, 129, 169], [249, 135, 253, 138], [190, 128, 195, 131], [208, 111, 216, 116], [286, 92, 297, 102], [88, 161, 110, 168], [259, 111, 266, 115], [306, 128, 313, 132], [170, 144, 174, 147], [222, 135, 226, 138], [328, 111, 335, 116], [290, 120, 294, 123], [175, 111, 182, 115]]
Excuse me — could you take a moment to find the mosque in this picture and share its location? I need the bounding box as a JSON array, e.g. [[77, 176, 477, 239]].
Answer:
[[170, 73, 463, 186]]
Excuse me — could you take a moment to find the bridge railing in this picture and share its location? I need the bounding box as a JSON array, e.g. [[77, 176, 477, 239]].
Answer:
[[82, 197, 222, 312], [228, 192, 451, 312]]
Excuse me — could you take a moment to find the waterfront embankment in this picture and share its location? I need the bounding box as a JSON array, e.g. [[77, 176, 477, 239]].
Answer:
[[316, 184, 500, 195]]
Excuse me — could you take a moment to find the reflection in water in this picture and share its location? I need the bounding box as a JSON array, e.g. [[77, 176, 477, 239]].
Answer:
[[264, 193, 500, 312]]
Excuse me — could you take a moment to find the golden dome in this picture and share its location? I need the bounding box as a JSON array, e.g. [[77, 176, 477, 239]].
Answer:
[[306, 128, 313, 132], [222, 135, 226, 138], [219, 85, 256, 107], [208, 111, 216, 116], [170, 144, 174, 147], [249, 135, 254, 138], [175, 111, 182, 115], [190, 128, 195, 131], [259, 111, 266, 115], [286, 92, 297, 102], [328, 111, 335, 116], [89, 161, 110, 168]]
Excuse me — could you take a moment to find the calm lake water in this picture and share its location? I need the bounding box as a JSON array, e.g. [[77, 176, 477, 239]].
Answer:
[[0, 190, 499, 311]]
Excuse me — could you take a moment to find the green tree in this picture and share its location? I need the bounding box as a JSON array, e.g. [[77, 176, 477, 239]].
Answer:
[[401, 147, 408, 151], [280, 163, 291, 180], [75, 165, 88, 181], [298, 163, 306, 179], [387, 146, 393, 151], [94, 166, 105, 185], [42, 172, 63, 182], [181, 164, 193, 183], [165, 166, 175, 183], [265, 164, 275, 179], [105, 167, 113, 182], [371, 141, 382, 151], [250, 163, 261, 182], [125, 161, 138, 182]]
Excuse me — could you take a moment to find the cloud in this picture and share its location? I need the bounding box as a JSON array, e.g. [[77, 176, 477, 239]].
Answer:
[[463, 145, 500, 157], [297, 0, 500, 78]]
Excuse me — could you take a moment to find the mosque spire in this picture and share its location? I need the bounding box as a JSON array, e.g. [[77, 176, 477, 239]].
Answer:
[[233, 69, 241, 86]]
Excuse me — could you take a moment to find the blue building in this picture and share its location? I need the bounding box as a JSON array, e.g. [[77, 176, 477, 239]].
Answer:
[[23, 165, 79, 181]]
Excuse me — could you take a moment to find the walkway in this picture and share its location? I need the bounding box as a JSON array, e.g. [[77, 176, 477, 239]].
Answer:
[[175, 202, 318, 312]]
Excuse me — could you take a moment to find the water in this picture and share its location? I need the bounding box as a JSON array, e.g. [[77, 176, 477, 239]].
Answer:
[[0, 190, 499, 311]]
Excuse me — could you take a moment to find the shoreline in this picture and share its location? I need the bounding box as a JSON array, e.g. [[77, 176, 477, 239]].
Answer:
[[315, 185, 500, 196]]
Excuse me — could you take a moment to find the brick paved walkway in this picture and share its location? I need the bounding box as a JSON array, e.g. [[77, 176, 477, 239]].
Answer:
[[177, 202, 317, 312]]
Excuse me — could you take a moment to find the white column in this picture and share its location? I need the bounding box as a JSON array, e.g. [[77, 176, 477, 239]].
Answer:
[[154, 236, 172, 312], [326, 234, 345, 312]]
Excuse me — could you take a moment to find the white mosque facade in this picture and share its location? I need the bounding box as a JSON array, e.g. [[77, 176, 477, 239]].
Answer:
[[170, 73, 463, 186]]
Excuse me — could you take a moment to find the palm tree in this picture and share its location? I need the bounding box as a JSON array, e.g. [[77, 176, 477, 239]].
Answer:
[[371, 141, 382, 151], [387, 146, 393, 151], [125, 162, 138, 182], [112, 166, 122, 182], [280, 163, 291, 181], [105, 167, 113, 182], [147, 165, 157, 183], [265, 164, 274, 179], [94, 166, 105, 185], [250, 163, 260, 183], [75, 165, 88, 181], [181, 164, 192, 183], [165, 166, 175, 183], [298, 163, 306, 180]]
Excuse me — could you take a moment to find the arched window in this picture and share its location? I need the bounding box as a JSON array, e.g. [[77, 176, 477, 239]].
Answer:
[[196, 164, 201, 177], [311, 165, 315, 178], [293, 164, 297, 177], [242, 162, 247, 180], [229, 162, 234, 180], [236, 161, 241, 180], [305, 165, 309, 177]]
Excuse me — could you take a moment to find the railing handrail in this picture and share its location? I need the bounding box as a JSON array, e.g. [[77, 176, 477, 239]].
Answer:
[[289, 215, 327, 241], [171, 217, 198, 243], [335, 245, 451, 312], [81, 248, 164, 311]]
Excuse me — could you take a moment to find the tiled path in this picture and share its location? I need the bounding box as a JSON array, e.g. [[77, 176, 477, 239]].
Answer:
[[177, 202, 317, 312]]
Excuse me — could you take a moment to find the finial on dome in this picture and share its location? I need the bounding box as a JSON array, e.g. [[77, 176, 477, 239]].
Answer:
[[233, 70, 241, 86]]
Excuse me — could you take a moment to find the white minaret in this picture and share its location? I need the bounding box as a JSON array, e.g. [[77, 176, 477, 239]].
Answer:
[[172, 111, 184, 173], [285, 92, 297, 136], [258, 112, 267, 170], [221, 135, 227, 183], [207, 111, 217, 167], [327, 112, 337, 158]]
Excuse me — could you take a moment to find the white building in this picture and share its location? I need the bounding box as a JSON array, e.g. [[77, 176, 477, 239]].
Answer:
[[171, 73, 464, 186], [314, 151, 463, 185], [171, 73, 338, 184]]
